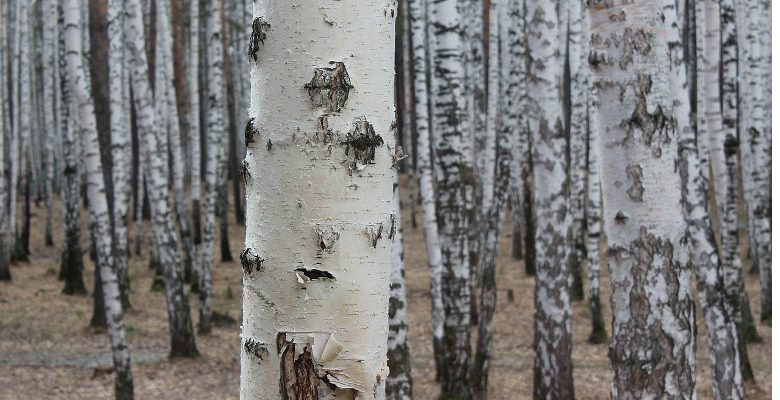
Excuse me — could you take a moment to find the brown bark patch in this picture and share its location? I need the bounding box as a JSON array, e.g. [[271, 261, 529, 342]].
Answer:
[[305, 62, 353, 112]]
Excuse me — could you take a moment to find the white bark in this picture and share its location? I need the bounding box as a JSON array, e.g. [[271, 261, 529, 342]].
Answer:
[[108, 0, 132, 307], [585, 99, 605, 343], [407, 0, 445, 379], [0, 0, 8, 280], [526, 0, 574, 397], [387, 177, 412, 400], [199, 0, 225, 334], [669, 4, 744, 398], [400, 0, 416, 230], [241, 1, 397, 398], [43, 0, 57, 247], [586, 1, 696, 397], [64, 0, 134, 397], [126, 0, 199, 357], [188, 0, 202, 285], [429, 0, 473, 395], [10, 0, 30, 260]]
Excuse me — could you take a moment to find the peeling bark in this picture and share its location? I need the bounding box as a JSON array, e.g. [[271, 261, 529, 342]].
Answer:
[[241, 1, 397, 398], [586, 1, 696, 398]]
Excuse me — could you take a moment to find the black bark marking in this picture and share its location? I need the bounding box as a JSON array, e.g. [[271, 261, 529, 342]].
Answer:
[[367, 224, 384, 248], [295, 268, 335, 280], [244, 337, 270, 360], [342, 118, 384, 175], [248, 17, 271, 61], [615, 210, 629, 224], [388, 215, 397, 240], [626, 78, 671, 156], [240, 159, 251, 185], [245, 118, 258, 148], [304, 62, 353, 112], [240, 248, 265, 274], [625, 164, 644, 202]]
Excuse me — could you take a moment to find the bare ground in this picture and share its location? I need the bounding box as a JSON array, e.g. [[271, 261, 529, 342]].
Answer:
[[0, 179, 771, 399]]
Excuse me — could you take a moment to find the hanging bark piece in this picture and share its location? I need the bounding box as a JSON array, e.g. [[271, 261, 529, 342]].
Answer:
[[341, 117, 384, 174], [305, 62, 353, 112]]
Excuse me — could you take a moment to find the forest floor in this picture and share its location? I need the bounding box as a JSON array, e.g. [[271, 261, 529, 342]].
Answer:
[[0, 177, 772, 399]]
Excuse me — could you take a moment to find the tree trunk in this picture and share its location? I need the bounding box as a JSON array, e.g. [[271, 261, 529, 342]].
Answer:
[[188, 0, 202, 285], [566, 0, 587, 302], [240, 1, 397, 397], [585, 103, 605, 344], [0, 0, 9, 281], [126, 0, 199, 358], [387, 176, 413, 400], [108, 0, 132, 309], [42, 0, 57, 247], [526, 1, 574, 397], [399, 0, 416, 230], [407, 0, 446, 381], [586, 1, 697, 397], [64, 1, 135, 397], [669, 5, 745, 397], [198, 0, 225, 334], [429, 0, 474, 395], [472, 2, 525, 396], [10, 0, 30, 263]]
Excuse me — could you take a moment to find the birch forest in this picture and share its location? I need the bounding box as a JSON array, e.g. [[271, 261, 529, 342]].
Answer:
[[0, 0, 773, 399]]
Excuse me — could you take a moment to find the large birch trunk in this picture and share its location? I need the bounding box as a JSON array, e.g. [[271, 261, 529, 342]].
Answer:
[[240, 1, 397, 398], [407, 0, 446, 380], [526, 0, 574, 397], [586, 1, 697, 397], [126, 0, 199, 358], [64, 0, 134, 397]]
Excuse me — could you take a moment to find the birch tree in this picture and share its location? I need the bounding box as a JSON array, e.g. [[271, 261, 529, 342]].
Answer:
[[198, 0, 225, 334], [10, 0, 30, 262], [585, 104, 606, 344], [241, 1, 397, 398], [126, 0, 199, 358], [668, 3, 744, 396], [0, 0, 9, 282], [526, 0, 574, 397], [42, 0, 57, 247], [586, 0, 696, 397], [429, 0, 474, 395], [64, 0, 134, 396], [407, 0, 445, 379], [188, 0, 202, 286], [387, 177, 413, 400], [472, 2, 527, 396]]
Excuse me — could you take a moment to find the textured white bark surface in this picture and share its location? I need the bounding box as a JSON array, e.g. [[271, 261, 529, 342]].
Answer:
[[587, 1, 696, 398], [241, 1, 397, 398]]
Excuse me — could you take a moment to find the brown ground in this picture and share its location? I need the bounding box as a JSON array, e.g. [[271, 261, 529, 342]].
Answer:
[[0, 179, 771, 399]]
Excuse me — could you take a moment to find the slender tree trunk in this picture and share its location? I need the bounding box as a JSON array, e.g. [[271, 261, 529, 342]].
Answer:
[[472, 2, 526, 396], [585, 102, 605, 344], [525, 1, 574, 397], [108, 0, 132, 309], [64, 1, 134, 397], [11, 0, 30, 262], [523, 141, 536, 277], [0, 0, 9, 282], [188, 0, 202, 285], [566, 0, 587, 302], [586, 1, 697, 397], [407, 0, 446, 381], [240, 1, 397, 397], [126, 0, 199, 358], [198, 0, 225, 334], [387, 176, 413, 400], [43, 0, 57, 247], [400, 0, 417, 230], [669, 5, 745, 396]]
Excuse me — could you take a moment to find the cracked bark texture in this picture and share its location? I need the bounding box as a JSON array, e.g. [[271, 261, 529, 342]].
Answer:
[[586, 1, 696, 398], [199, 0, 225, 334], [667, 2, 744, 397], [525, 0, 574, 398], [428, 0, 474, 396], [407, 0, 446, 380], [387, 178, 413, 400], [126, 0, 199, 358], [241, 1, 397, 398], [472, 1, 526, 396], [64, 0, 134, 397]]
